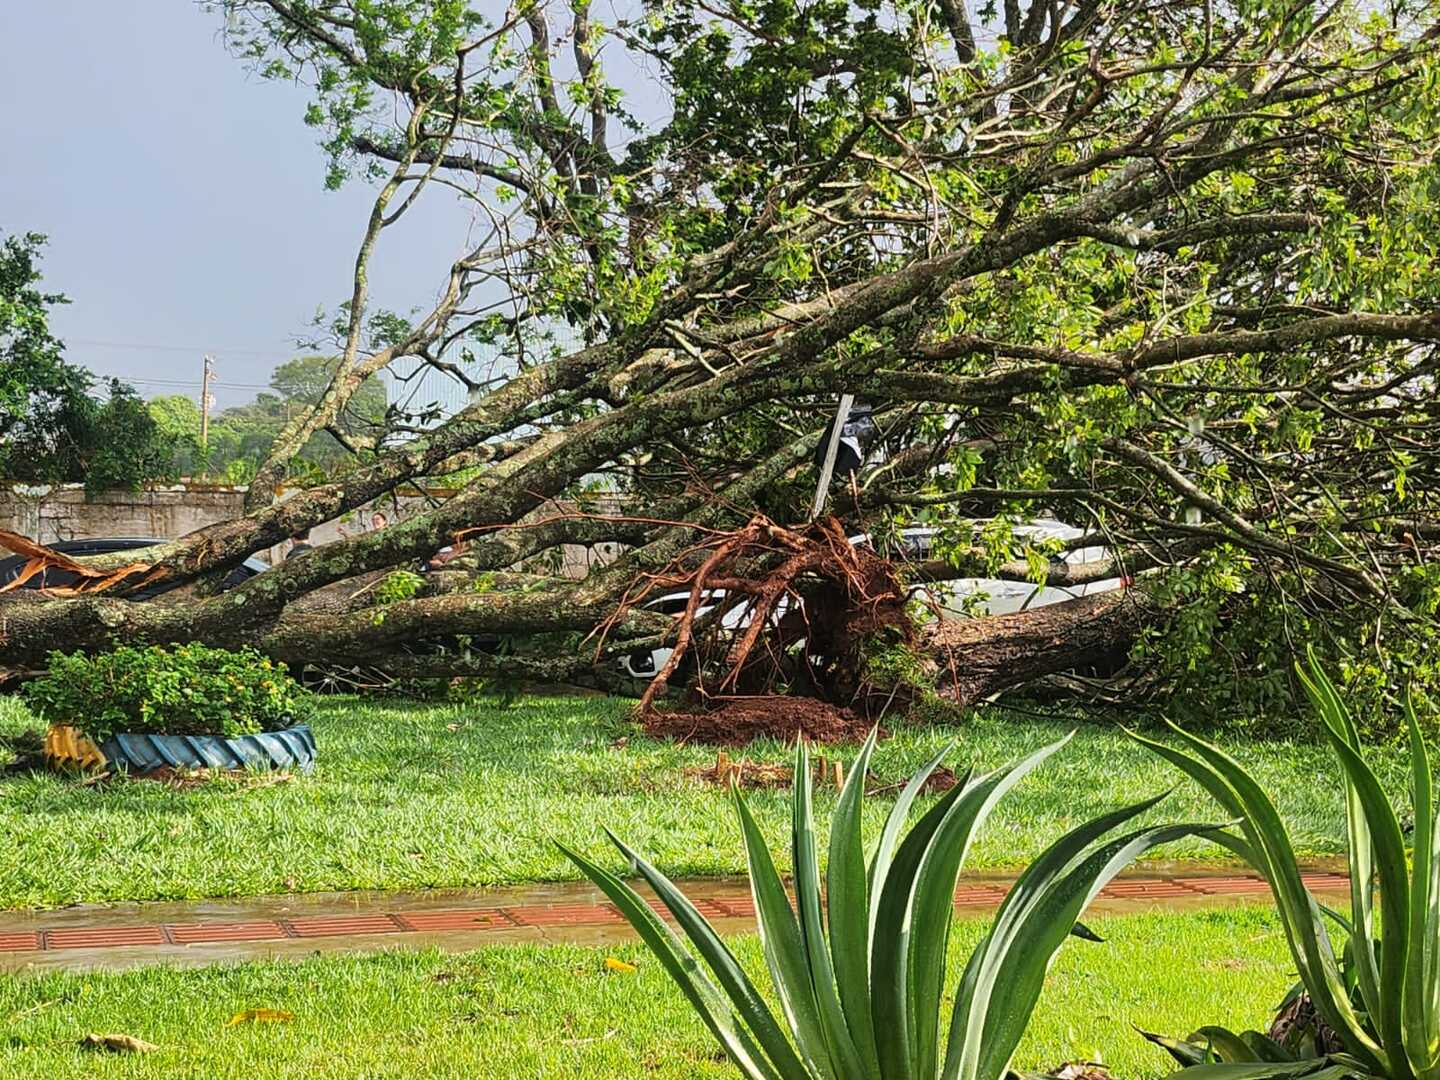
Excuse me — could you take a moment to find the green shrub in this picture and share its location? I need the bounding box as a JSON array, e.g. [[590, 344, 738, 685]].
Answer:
[[562, 732, 1217, 1080], [1132, 551, 1440, 739], [22, 644, 311, 741]]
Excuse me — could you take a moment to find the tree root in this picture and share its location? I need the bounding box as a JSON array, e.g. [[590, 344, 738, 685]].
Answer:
[[598, 514, 917, 730]]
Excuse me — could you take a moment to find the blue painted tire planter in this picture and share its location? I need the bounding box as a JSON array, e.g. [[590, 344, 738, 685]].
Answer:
[[98, 724, 317, 775]]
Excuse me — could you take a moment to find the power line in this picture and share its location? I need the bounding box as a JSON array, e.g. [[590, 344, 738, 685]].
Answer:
[[106, 376, 272, 390], [65, 337, 291, 358]]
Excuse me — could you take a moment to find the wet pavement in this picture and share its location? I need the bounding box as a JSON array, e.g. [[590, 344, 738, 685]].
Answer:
[[0, 860, 1350, 974]]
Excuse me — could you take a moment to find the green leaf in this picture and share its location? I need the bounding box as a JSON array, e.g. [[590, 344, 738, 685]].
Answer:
[[734, 783, 838, 1079], [1297, 655, 1383, 1034], [1130, 722, 1378, 1071], [907, 735, 1075, 1080], [947, 802, 1214, 1080], [868, 739, 960, 944], [790, 739, 866, 1077], [1238, 1030, 1302, 1065], [600, 830, 815, 1080], [871, 773, 973, 1078], [1404, 696, 1440, 1080], [1158, 1061, 1363, 1080], [1141, 1028, 1218, 1068], [1299, 656, 1410, 1079], [826, 728, 881, 1075], [1191, 1025, 1271, 1064]]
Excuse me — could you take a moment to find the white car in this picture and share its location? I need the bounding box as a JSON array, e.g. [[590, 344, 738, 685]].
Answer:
[[617, 589, 793, 679], [618, 520, 1127, 679], [850, 522, 1126, 617]]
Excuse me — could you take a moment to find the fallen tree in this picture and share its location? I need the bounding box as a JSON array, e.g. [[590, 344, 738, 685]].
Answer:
[[5, 0, 1440, 718]]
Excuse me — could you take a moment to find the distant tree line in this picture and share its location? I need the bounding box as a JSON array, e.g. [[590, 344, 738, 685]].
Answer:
[[147, 354, 388, 486], [0, 231, 387, 493]]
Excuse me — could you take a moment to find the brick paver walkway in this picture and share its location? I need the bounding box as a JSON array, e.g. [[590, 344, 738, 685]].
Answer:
[[0, 866, 1350, 973]]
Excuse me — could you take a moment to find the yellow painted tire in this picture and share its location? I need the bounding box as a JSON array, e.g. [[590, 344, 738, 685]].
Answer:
[[43, 725, 109, 771]]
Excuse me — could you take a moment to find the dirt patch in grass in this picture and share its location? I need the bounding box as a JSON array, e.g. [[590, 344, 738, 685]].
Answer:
[[53, 765, 297, 791], [682, 755, 795, 789], [140, 766, 295, 791], [642, 695, 878, 746], [682, 748, 958, 793]]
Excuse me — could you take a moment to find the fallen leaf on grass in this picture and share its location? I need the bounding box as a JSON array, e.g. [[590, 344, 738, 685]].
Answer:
[[226, 1009, 294, 1026], [603, 957, 638, 974], [80, 1032, 158, 1054]]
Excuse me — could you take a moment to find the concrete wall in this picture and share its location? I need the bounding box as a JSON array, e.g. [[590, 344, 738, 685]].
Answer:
[[0, 482, 623, 577], [2, 482, 255, 548], [0, 482, 440, 567]]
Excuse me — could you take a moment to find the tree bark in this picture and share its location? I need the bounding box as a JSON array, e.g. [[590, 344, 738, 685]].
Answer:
[[924, 591, 1159, 706]]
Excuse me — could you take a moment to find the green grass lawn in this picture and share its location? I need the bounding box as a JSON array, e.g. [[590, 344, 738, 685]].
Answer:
[[0, 692, 1399, 910], [0, 906, 1294, 1079]]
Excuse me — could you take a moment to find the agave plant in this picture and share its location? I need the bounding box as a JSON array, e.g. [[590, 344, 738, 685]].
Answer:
[[1132, 655, 1439, 1080], [559, 731, 1215, 1080]]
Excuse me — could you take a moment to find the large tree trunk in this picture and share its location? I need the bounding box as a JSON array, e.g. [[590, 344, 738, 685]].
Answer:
[[923, 591, 1157, 707]]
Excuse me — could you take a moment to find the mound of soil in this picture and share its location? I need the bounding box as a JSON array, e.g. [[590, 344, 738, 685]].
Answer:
[[641, 695, 878, 746]]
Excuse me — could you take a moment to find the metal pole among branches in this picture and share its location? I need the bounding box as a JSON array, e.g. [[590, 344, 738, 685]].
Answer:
[[810, 394, 854, 521]]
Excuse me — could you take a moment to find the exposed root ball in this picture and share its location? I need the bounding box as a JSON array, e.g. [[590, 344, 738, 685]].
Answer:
[[601, 514, 916, 721]]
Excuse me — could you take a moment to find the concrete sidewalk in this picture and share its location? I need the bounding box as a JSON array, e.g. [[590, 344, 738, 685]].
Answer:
[[0, 863, 1350, 973]]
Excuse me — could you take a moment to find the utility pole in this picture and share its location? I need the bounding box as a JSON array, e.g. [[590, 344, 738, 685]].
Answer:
[[200, 355, 215, 450]]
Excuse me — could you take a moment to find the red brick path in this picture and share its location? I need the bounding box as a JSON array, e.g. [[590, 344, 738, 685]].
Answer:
[[0, 869, 1349, 956]]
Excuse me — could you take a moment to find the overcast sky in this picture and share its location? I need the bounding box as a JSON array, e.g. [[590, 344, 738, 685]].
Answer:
[[0, 2, 481, 409]]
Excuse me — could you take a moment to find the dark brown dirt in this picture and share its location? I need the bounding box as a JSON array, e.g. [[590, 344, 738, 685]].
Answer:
[[641, 695, 878, 746], [683, 752, 957, 793]]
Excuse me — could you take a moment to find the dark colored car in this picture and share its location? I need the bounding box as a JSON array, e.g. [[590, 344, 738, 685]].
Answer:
[[0, 537, 270, 600]]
